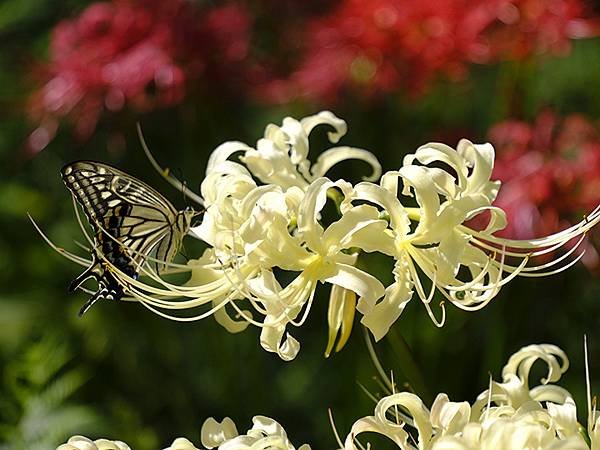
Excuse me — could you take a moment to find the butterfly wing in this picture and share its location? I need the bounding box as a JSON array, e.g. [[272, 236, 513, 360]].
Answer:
[[62, 161, 180, 258], [61, 161, 188, 314]]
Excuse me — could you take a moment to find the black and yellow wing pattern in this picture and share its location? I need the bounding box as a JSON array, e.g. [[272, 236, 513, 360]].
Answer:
[[61, 161, 196, 316]]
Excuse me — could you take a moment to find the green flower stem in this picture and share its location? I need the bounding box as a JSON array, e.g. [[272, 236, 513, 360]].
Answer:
[[386, 328, 433, 405]]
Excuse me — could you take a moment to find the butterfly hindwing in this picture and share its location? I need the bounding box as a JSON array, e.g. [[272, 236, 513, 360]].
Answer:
[[61, 161, 195, 315]]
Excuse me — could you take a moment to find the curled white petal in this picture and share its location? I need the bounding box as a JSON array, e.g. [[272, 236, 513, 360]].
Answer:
[[311, 146, 382, 182], [165, 438, 200, 450], [201, 417, 240, 448], [202, 416, 310, 450], [344, 344, 592, 450], [57, 436, 131, 450]]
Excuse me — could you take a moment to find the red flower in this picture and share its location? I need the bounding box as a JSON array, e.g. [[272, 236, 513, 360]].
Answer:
[[487, 110, 600, 270], [27, 0, 252, 150], [259, 0, 598, 103]]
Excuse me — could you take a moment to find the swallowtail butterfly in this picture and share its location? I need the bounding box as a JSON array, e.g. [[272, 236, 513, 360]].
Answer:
[[61, 161, 197, 316]]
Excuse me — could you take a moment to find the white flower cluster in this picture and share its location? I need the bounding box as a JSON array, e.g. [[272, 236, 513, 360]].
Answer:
[[57, 345, 600, 450], [57, 436, 131, 450], [200, 416, 311, 450], [58, 416, 310, 450], [111, 112, 599, 360], [344, 344, 600, 450]]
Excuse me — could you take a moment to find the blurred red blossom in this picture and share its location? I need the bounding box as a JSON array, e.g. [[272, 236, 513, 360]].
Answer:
[[258, 0, 599, 103], [27, 0, 252, 151], [26, 0, 599, 148], [486, 110, 600, 270]]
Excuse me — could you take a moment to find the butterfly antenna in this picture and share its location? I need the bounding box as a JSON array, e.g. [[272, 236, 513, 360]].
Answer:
[[136, 122, 205, 207], [171, 167, 189, 206], [182, 180, 189, 206]]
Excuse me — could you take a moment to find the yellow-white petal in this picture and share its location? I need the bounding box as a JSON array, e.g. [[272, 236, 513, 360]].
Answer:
[[311, 146, 382, 182], [201, 417, 240, 448], [361, 255, 413, 341]]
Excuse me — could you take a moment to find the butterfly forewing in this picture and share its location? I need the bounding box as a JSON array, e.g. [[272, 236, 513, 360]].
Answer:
[[61, 161, 194, 315]]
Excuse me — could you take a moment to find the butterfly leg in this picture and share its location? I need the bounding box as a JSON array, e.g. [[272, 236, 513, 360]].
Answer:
[[69, 260, 100, 293], [78, 280, 124, 317], [78, 290, 103, 317]]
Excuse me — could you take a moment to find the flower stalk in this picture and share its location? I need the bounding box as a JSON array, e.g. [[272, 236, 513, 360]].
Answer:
[[386, 328, 433, 405]]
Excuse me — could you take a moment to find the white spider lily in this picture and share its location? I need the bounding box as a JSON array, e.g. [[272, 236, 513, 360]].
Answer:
[[342, 344, 595, 450], [352, 139, 600, 340], [192, 177, 385, 360], [57, 436, 131, 450], [58, 417, 311, 450], [200, 416, 311, 450], [138, 112, 384, 360], [56, 345, 598, 450], [163, 438, 201, 450], [45, 112, 600, 360], [238, 178, 386, 360], [205, 110, 381, 190]]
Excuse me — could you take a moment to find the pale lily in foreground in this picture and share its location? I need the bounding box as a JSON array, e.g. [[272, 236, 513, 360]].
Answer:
[[57, 344, 600, 450], [200, 416, 311, 450], [57, 436, 131, 450], [57, 416, 311, 450], [342, 344, 600, 450], [232, 178, 387, 360], [48, 111, 600, 360]]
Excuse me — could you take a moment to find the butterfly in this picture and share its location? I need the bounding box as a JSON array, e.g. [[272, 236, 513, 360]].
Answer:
[[61, 161, 199, 316]]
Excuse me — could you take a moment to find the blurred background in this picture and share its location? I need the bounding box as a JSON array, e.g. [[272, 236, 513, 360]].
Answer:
[[1, 0, 600, 448]]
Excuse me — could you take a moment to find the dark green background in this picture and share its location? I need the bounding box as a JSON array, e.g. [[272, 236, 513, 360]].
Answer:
[[1, 2, 600, 449]]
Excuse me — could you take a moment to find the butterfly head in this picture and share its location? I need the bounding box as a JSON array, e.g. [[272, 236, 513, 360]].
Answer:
[[179, 206, 203, 231]]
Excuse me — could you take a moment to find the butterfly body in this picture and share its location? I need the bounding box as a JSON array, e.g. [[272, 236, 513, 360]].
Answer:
[[61, 161, 197, 316]]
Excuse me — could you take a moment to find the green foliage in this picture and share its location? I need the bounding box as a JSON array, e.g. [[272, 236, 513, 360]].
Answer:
[[0, 334, 99, 450]]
